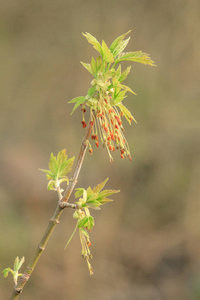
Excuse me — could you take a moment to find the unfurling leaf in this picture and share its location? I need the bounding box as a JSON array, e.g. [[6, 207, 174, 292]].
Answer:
[[117, 102, 137, 124], [68, 96, 86, 115], [68, 31, 155, 161], [82, 32, 102, 55], [2, 256, 25, 286], [2, 268, 12, 278], [39, 150, 75, 191], [92, 178, 109, 193], [75, 188, 85, 198], [14, 256, 25, 271], [110, 30, 131, 57], [78, 216, 94, 230], [101, 40, 114, 63], [114, 51, 156, 66], [119, 66, 131, 82]]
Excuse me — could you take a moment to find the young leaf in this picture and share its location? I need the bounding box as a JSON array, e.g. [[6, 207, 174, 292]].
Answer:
[[39, 150, 75, 191], [86, 186, 94, 199], [98, 198, 113, 204], [110, 30, 131, 57], [91, 57, 97, 75], [78, 216, 89, 228], [113, 90, 127, 104], [2, 268, 12, 278], [58, 156, 75, 177], [16, 257, 25, 271], [87, 216, 94, 230], [98, 189, 120, 199], [75, 188, 85, 198], [78, 216, 95, 230], [116, 103, 137, 124], [120, 84, 136, 95], [82, 32, 102, 55], [80, 61, 93, 75], [68, 96, 86, 115], [101, 40, 114, 63], [119, 66, 131, 82], [92, 178, 109, 193], [86, 201, 101, 210], [114, 51, 156, 66], [87, 86, 96, 98], [95, 56, 103, 72], [14, 257, 20, 271], [112, 37, 130, 59]]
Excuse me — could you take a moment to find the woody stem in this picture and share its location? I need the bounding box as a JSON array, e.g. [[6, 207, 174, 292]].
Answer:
[[9, 122, 93, 300]]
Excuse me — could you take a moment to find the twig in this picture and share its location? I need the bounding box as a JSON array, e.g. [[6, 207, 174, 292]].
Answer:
[[9, 122, 93, 300]]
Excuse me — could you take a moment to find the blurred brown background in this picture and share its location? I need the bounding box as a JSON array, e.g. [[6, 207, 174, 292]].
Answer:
[[0, 0, 200, 299]]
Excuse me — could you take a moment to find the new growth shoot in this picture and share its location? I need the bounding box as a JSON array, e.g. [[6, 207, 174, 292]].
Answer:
[[69, 31, 156, 162]]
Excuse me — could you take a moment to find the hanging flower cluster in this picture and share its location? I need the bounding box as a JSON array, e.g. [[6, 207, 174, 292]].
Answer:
[[69, 31, 156, 162], [88, 97, 132, 162]]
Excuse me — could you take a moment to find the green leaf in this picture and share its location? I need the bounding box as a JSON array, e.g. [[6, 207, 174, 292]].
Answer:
[[86, 186, 94, 199], [115, 65, 122, 80], [87, 201, 101, 210], [78, 216, 95, 230], [75, 188, 85, 198], [80, 61, 93, 75], [14, 257, 19, 271], [68, 96, 86, 115], [90, 57, 97, 75], [120, 84, 136, 95], [47, 180, 55, 191], [58, 156, 75, 177], [39, 169, 53, 179], [114, 51, 156, 66], [87, 193, 97, 203], [96, 56, 103, 72], [98, 189, 120, 199], [82, 32, 102, 55], [2, 268, 12, 278], [17, 257, 25, 271], [48, 150, 75, 178], [101, 40, 114, 63], [110, 30, 131, 57], [78, 216, 89, 228], [119, 66, 131, 82], [48, 152, 58, 175], [99, 198, 113, 204], [87, 216, 94, 230], [117, 103, 137, 124], [87, 86, 96, 98], [114, 89, 127, 104], [40, 150, 75, 191], [92, 178, 109, 193]]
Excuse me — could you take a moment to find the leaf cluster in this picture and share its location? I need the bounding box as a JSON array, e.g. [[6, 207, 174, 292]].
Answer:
[[75, 178, 120, 211], [39, 149, 75, 191], [2, 256, 25, 286], [68, 31, 156, 118], [65, 179, 119, 274]]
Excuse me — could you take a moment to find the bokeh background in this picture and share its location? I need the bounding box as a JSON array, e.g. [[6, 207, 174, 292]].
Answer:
[[0, 0, 200, 299]]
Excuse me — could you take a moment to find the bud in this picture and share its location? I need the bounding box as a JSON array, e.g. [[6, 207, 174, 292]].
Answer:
[[81, 121, 87, 128]]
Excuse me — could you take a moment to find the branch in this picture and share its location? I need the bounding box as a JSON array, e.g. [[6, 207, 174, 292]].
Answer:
[[9, 122, 93, 300]]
